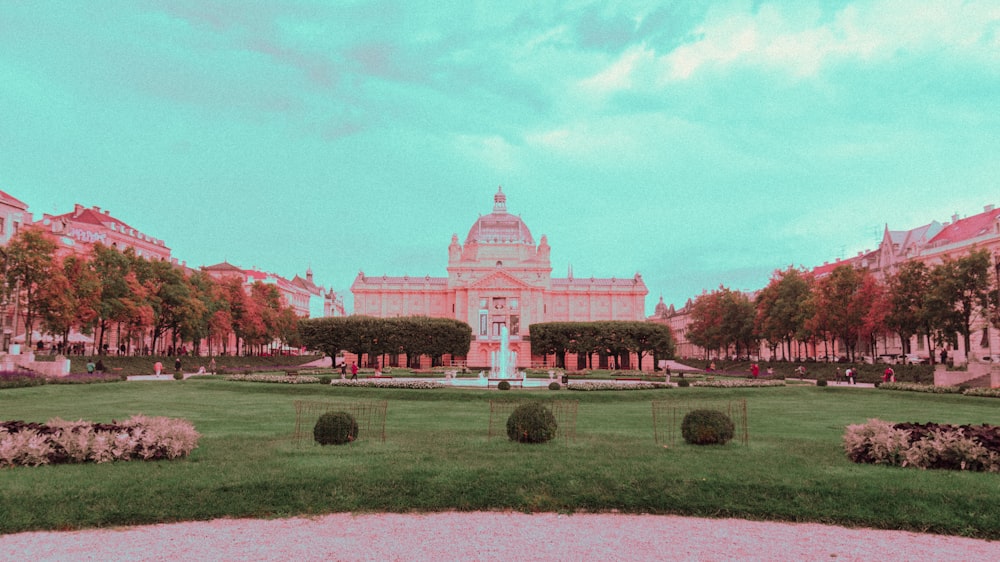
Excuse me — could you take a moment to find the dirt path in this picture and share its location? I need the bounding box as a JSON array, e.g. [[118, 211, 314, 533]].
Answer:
[[2, 512, 997, 561]]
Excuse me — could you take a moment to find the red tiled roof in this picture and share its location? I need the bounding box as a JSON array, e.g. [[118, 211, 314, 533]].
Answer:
[[0, 190, 28, 210], [927, 208, 1000, 248], [48, 206, 138, 233], [202, 262, 245, 274]]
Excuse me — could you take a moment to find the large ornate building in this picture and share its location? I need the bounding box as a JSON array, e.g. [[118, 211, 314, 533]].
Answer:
[[352, 187, 648, 368], [37, 204, 172, 261]]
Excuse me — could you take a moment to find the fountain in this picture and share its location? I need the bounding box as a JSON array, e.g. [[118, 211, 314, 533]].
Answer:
[[490, 324, 519, 380]]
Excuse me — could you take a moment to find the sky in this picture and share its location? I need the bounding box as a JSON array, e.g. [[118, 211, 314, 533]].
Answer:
[[2, 1, 998, 315]]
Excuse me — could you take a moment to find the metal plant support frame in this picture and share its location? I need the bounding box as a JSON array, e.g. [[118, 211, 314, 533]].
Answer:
[[293, 399, 388, 444], [651, 399, 749, 447], [488, 399, 578, 442]]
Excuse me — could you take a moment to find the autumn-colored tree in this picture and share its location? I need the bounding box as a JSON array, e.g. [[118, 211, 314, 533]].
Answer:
[[686, 290, 724, 359], [856, 272, 890, 357], [37, 254, 100, 347], [687, 286, 755, 360], [811, 265, 867, 361], [755, 267, 813, 360], [2, 227, 58, 348]]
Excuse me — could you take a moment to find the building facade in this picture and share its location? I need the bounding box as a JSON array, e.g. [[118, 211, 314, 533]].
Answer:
[[0, 191, 33, 351], [352, 188, 648, 368], [37, 204, 171, 261], [202, 262, 344, 320]]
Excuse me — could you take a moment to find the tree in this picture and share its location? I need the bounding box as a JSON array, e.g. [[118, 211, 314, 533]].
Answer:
[[885, 261, 931, 355], [2, 227, 58, 348], [812, 265, 866, 362], [856, 272, 890, 357], [686, 291, 724, 359], [755, 268, 813, 360], [146, 259, 193, 354], [37, 254, 100, 348], [927, 250, 993, 361], [686, 287, 755, 360], [90, 244, 135, 352], [528, 322, 571, 368]]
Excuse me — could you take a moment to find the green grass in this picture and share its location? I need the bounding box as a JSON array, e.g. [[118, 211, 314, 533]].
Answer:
[[2, 381, 1000, 538]]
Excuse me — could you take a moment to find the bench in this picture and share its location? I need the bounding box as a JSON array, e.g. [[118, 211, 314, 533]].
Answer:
[[370, 375, 393, 379], [488, 378, 523, 388], [613, 377, 643, 382], [285, 370, 298, 378]]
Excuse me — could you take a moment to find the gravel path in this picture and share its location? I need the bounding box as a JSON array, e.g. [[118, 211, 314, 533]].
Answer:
[[3, 512, 998, 561]]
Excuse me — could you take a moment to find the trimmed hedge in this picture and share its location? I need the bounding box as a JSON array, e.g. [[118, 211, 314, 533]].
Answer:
[[681, 409, 735, 445], [506, 403, 558, 443]]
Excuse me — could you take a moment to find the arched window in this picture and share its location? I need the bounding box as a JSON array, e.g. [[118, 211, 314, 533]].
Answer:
[[496, 260, 502, 268]]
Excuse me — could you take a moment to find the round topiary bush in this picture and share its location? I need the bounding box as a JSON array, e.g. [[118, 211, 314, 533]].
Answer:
[[506, 402, 558, 443], [548, 381, 561, 390], [677, 379, 690, 387], [497, 380, 511, 391], [816, 378, 828, 387], [681, 409, 734, 445], [313, 411, 358, 446]]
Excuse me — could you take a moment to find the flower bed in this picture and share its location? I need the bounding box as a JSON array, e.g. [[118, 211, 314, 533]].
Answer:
[[0, 415, 200, 467], [225, 374, 322, 384], [567, 381, 669, 391], [690, 379, 786, 388], [877, 382, 962, 394], [844, 418, 1000, 472], [0, 371, 46, 389], [329, 380, 444, 389], [962, 388, 1000, 398]]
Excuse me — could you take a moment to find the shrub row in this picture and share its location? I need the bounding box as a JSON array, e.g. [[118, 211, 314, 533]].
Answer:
[[328, 380, 445, 389], [691, 379, 785, 388], [878, 382, 964, 395], [0, 371, 126, 390], [0, 415, 200, 468], [844, 418, 1000, 472], [224, 374, 323, 384], [567, 382, 670, 391]]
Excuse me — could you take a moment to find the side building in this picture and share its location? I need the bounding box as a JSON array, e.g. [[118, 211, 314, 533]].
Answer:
[[351, 187, 648, 369]]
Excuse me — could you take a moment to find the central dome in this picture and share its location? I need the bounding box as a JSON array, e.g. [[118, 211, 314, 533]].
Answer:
[[464, 186, 534, 246]]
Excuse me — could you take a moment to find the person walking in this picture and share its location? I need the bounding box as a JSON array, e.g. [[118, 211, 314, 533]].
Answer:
[[750, 363, 760, 379], [209, 357, 217, 375], [350, 361, 358, 380]]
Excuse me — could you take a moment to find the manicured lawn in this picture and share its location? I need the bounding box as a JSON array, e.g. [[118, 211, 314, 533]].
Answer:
[[2, 380, 1000, 538]]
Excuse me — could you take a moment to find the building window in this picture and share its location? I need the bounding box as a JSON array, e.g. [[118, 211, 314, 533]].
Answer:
[[493, 297, 505, 310], [0, 217, 5, 235], [509, 298, 518, 310], [479, 298, 488, 309], [492, 321, 505, 337], [479, 314, 487, 336], [510, 315, 519, 336], [496, 261, 502, 268]]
